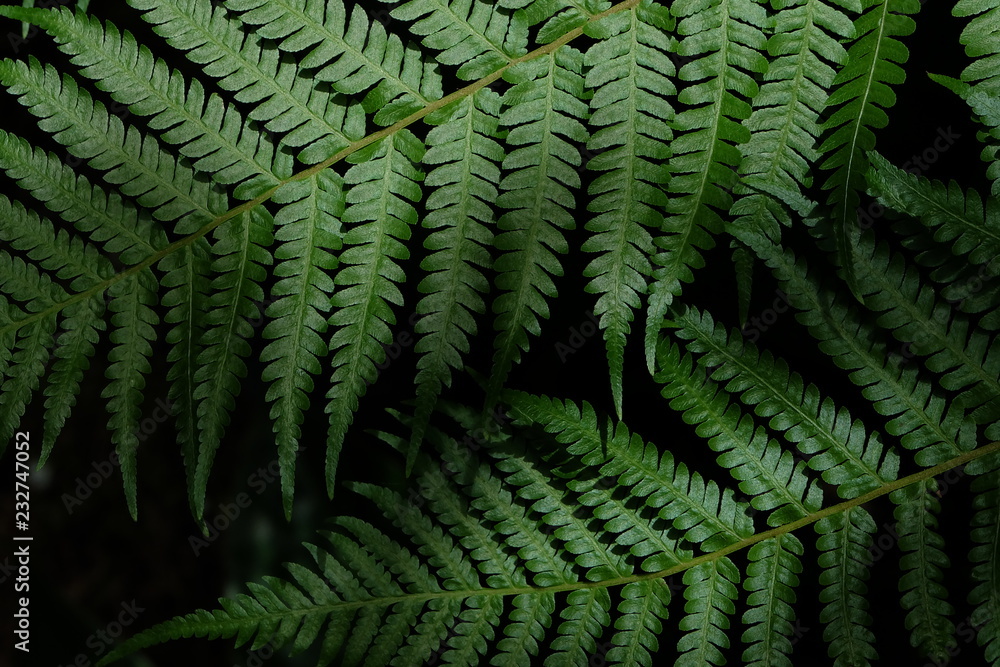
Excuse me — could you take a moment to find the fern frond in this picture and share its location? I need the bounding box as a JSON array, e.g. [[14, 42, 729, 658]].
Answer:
[[752, 232, 976, 466], [4, 6, 282, 199], [159, 244, 209, 519], [392, 415, 573, 587], [325, 130, 424, 497], [485, 437, 634, 579], [192, 207, 273, 521], [609, 579, 671, 666], [0, 195, 111, 462], [850, 234, 1000, 428], [861, 146, 1000, 321], [260, 172, 344, 519], [0, 197, 111, 294], [0, 57, 227, 226], [647, 0, 766, 369], [817, 0, 919, 300], [670, 306, 900, 497], [676, 558, 739, 666], [0, 252, 61, 453], [969, 468, 1000, 664], [654, 339, 824, 526], [0, 129, 166, 270], [890, 478, 956, 662], [581, 0, 675, 416], [127, 0, 365, 164], [730, 0, 856, 241], [0, 316, 56, 455], [508, 0, 607, 44], [40, 297, 106, 467], [225, 0, 443, 126], [816, 505, 878, 666], [741, 534, 804, 667], [104, 270, 159, 520], [377, 0, 526, 80], [547, 588, 612, 666], [97, 401, 677, 667], [487, 46, 588, 407], [503, 390, 755, 554], [410, 90, 502, 468], [953, 0, 1000, 194], [866, 150, 1000, 271]]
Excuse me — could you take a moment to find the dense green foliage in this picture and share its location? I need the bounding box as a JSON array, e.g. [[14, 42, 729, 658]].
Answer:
[[1, 0, 1000, 664]]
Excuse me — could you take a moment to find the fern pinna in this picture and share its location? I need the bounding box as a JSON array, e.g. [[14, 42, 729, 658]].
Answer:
[[2, 0, 1000, 663]]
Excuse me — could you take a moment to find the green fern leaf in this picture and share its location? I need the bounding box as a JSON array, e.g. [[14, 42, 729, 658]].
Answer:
[[648, 0, 766, 372], [866, 150, 1000, 271], [676, 558, 739, 666], [0, 253, 61, 453], [654, 339, 824, 526], [511, 0, 609, 44], [225, 0, 443, 126], [0, 57, 229, 225], [581, 0, 675, 416], [488, 46, 588, 408], [159, 244, 209, 520], [752, 230, 976, 466], [816, 505, 878, 666], [104, 270, 159, 520], [410, 90, 502, 469], [670, 306, 900, 497], [503, 390, 755, 554], [849, 233, 1000, 429], [0, 129, 167, 264], [890, 478, 957, 662], [192, 207, 273, 521], [0, 196, 111, 463], [127, 0, 364, 164], [3, 6, 282, 199], [261, 171, 344, 519], [377, 0, 526, 80], [741, 534, 805, 667], [953, 0, 1000, 195], [608, 579, 671, 667], [325, 129, 424, 497], [817, 0, 919, 301], [729, 0, 856, 242], [969, 468, 1000, 664]]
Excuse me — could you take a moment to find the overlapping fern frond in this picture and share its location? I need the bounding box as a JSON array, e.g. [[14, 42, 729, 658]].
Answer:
[[729, 0, 856, 243], [0, 0, 939, 521], [951, 0, 1000, 195], [645, 0, 766, 367], [99, 366, 1000, 665], [3, 1, 1000, 662], [816, 0, 919, 299]]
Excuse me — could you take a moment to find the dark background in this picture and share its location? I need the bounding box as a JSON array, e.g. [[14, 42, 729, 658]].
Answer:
[[0, 0, 993, 665]]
